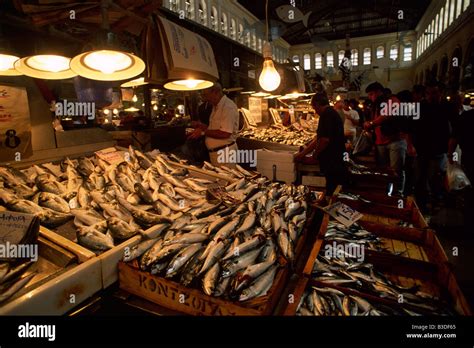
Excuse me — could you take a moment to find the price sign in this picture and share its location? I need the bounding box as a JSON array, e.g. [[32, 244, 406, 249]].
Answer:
[[323, 201, 363, 227]]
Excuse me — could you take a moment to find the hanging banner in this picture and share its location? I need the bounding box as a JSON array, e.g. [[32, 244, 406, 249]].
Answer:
[[0, 86, 32, 162], [143, 15, 219, 83]]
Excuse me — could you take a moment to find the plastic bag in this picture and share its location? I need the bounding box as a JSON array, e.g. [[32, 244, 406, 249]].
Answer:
[[352, 131, 373, 156], [446, 162, 472, 191]]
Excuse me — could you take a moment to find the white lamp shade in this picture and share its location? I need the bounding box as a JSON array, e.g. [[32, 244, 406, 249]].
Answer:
[[121, 77, 148, 87], [14, 55, 76, 79], [70, 49, 145, 81], [0, 54, 22, 76], [164, 79, 213, 91]]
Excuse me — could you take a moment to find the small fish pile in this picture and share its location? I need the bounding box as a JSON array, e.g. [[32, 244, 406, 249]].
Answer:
[[324, 221, 405, 256], [309, 252, 454, 315], [0, 261, 36, 304], [0, 148, 255, 252], [240, 127, 313, 146], [124, 182, 309, 302]]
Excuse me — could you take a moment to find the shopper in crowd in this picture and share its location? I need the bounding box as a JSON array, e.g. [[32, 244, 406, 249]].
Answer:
[[448, 108, 474, 234], [396, 90, 417, 196], [412, 84, 425, 103], [188, 82, 239, 167], [363, 82, 407, 196], [294, 93, 348, 195], [342, 99, 360, 143], [412, 81, 453, 212], [349, 99, 364, 124]]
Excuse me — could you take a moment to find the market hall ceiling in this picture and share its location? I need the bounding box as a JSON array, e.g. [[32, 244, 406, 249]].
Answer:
[[237, 0, 431, 45]]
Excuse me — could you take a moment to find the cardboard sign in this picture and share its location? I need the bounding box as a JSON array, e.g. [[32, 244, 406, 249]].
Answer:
[[0, 85, 32, 162], [323, 201, 363, 227], [249, 97, 262, 123], [95, 147, 127, 165], [156, 16, 218, 81]]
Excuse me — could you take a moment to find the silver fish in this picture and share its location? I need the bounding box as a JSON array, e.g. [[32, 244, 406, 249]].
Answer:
[[239, 265, 278, 301], [108, 217, 138, 240], [123, 238, 159, 262], [235, 213, 256, 234], [38, 192, 70, 214], [203, 262, 220, 296], [77, 229, 114, 251], [221, 247, 261, 278], [166, 243, 203, 278]]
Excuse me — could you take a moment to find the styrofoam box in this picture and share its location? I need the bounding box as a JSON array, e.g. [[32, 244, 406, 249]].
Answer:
[[302, 175, 326, 187], [257, 149, 296, 183]]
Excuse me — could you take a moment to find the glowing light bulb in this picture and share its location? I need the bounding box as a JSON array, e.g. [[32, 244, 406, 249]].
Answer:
[[113, 108, 118, 115], [103, 109, 110, 115], [132, 94, 138, 102], [153, 105, 158, 111], [336, 95, 341, 101], [0, 54, 19, 71], [259, 59, 281, 92], [28, 55, 70, 72], [174, 79, 202, 88], [83, 50, 132, 74]]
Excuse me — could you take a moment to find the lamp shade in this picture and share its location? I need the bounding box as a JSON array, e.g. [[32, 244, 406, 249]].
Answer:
[[0, 54, 22, 76], [163, 79, 213, 91], [14, 55, 76, 79], [121, 77, 148, 87], [70, 49, 145, 81]]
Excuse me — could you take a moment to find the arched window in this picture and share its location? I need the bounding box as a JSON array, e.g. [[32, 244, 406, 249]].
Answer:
[[351, 49, 358, 66], [449, 0, 455, 24], [376, 45, 384, 59], [210, 6, 218, 30], [245, 32, 251, 47], [464, 0, 470, 11], [221, 13, 228, 35], [198, 0, 207, 25], [303, 54, 311, 70], [258, 38, 262, 53], [238, 24, 244, 43], [169, 0, 179, 12], [293, 55, 300, 65], [435, 14, 439, 39], [326, 52, 334, 67], [314, 53, 322, 69], [185, 0, 195, 20], [440, 7, 445, 32], [444, 3, 449, 29], [403, 43, 413, 61], [338, 50, 345, 65], [230, 19, 236, 39], [252, 33, 257, 50], [363, 48, 371, 65], [456, 0, 462, 17], [390, 44, 398, 60]]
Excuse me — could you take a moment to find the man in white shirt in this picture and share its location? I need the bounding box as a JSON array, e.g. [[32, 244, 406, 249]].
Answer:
[[188, 83, 239, 167], [342, 100, 359, 143]]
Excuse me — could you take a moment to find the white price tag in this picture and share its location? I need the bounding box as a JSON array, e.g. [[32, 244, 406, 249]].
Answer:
[[323, 202, 363, 227]]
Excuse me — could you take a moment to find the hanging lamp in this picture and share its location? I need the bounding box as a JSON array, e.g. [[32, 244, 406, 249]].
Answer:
[[15, 54, 76, 79], [258, 0, 281, 92], [0, 25, 22, 76], [70, 0, 145, 81], [163, 79, 213, 91], [121, 77, 148, 87]]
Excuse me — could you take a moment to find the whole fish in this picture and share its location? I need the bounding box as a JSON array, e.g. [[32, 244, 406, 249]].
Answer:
[[239, 265, 278, 301], [164, 233, 208, 246], [38, 192, 70, 214], [166, 243, 203, 278], [35, 174, 66, 195], [0, 272, 36, 303], [203, 263, 220, 296], [235, 213, 256, 234], [77, 228, 114, 251], [123, 238, 159, 262], [134, 183, 154, 204], [222, 233, 264, 261], [221, 247, 261, 278], [108, 217, 139, 240], [199, 241, 227, 275], [183, 178, 208, 192], [162, 174, 188, 189]]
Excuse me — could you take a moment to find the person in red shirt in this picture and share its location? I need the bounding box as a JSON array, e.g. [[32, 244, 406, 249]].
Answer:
[[363, 82, 407, 196]]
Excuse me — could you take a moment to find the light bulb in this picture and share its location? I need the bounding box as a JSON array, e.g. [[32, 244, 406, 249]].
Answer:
[[153, 105, 158, 111], [28, 55, 70, 72], [113, 108, 119, 115], [0, 54, 19, 71], [83, 50, 132, 74], [132, 94, 138, 102], [174, 79, 202, 88], [259, 59, 280, 92], [103, 109, 110, 115], [336, 95, 341, 101]]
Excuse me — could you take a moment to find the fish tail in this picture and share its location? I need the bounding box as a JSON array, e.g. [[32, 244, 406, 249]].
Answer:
[[303, 11, 312, 27]]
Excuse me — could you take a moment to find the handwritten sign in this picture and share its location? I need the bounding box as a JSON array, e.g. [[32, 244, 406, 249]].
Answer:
[[323, 201, 363, 227], [249, 97, 262, 123], [0, 211, 35, 245], [95, 147, 127, 165]]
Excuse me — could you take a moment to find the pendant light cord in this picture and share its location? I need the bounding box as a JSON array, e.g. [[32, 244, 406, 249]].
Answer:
[[265, 0, 269, 42]]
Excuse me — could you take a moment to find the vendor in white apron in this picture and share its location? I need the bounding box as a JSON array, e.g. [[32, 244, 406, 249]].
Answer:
[[188, 83, 239, 168]]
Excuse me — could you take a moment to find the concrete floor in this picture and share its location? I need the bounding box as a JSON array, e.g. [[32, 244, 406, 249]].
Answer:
[[427, 192, 474, 311]]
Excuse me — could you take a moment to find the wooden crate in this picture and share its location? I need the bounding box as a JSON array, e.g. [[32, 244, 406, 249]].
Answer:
[[117, 209, 313, 316], [338, 188, 406, 207], [336, 195, 428, 228]]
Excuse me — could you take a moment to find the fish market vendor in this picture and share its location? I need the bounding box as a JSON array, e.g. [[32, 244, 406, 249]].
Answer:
[[187, 83, 240, 168]]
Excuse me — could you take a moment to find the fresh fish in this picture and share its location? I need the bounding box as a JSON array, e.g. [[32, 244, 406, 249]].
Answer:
[[164, 233, 208, 246], [212, 216, 241, 243], [35, 174, 66, 195], [77, 228, 114, 251], [108, 217, 138, 240], [183, 178, 208, 192], [166, 243, 203, 278], [203, 262, 220, 296], [156, 193, 188, 212], [193, 202, 222, 219], [174, 187, 203, 201], [214, 276, 231, 297], [5, 199, 44, 216], [123, 238, 159, 262], [159, 183, 176, 197], [161, 174, 187, 189], [239, 265, 278, 301], [38, 192, 70, 214], [0, 272, 36, 303], [235, 213, 256, 234], [221, 248, 261, 278], [71, 209, 104, 226], [134, 183, 154, 204], [222, 233, 264, 261], [199, 241, 226, 275]]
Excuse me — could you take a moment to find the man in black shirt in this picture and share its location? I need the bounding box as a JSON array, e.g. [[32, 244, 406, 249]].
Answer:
[[295, 93, 348, 195], [449, 108, 474, 234]]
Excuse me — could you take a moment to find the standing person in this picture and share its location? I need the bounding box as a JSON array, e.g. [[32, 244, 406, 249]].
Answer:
[[294, 93, 348, 195], [349, 99, 364, 124], [363, 82, 407, 196], [342, 100, 360, 143], [412, 81, 453, 212], [188, 83, 239, 167], [448, 108, 474, 234]]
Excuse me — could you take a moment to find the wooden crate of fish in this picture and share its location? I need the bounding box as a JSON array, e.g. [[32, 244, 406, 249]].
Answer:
[[117, 193, 313, 316], [296, 227, 471, 315], [336, 189, 406, 208], [335, 195, 428, 228]]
